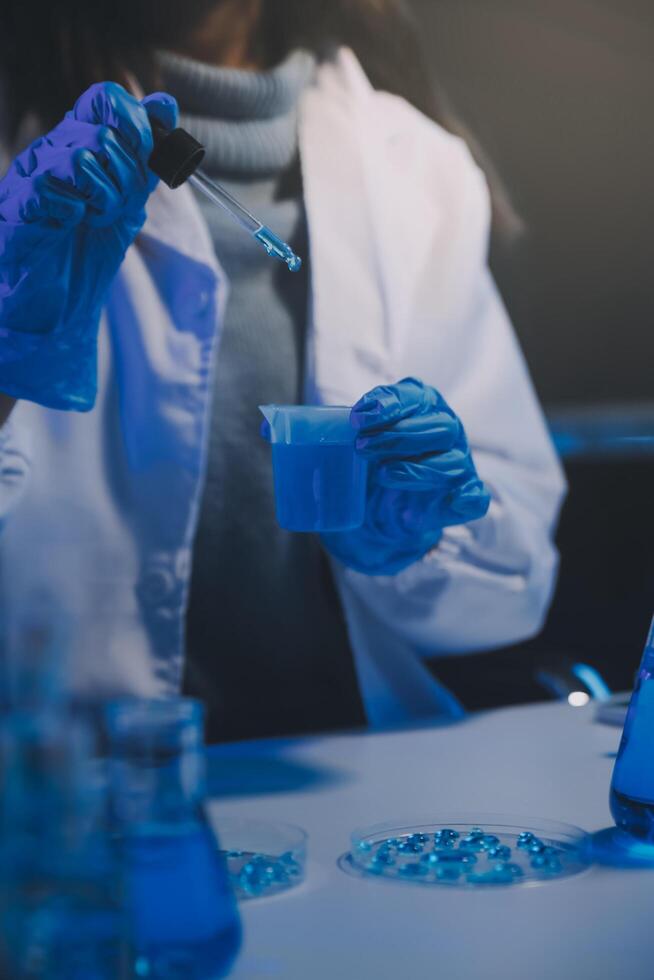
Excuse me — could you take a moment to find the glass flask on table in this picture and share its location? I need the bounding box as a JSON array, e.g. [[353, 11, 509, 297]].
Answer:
[[106, 698, 241, 979], [0, 711, 131, 979], [610, 615, 654, 839], [0, 594, 132, 979]]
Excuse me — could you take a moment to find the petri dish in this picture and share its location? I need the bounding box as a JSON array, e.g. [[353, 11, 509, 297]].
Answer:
[[342, 812, 590, 888], [207, 813, 307, 900]]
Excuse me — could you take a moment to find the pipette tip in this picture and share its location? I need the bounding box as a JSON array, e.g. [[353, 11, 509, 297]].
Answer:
[[254, 226, 302, 273]]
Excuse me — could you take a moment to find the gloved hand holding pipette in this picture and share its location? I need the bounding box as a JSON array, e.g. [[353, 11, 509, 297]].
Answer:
[[321, 378, 491, 576], [0, 79, 302, 413], [0, 82, 177, 411]]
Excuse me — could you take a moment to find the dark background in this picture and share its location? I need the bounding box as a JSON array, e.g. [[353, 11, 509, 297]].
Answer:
[[410, 0, 654, 705]]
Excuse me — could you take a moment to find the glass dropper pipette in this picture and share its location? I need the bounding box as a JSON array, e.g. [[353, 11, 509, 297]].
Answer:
[[148, 123, 302, 273], [188, 170, 302, 273]]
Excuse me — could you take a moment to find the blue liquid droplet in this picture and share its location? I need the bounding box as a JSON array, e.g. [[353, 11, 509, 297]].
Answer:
[[254, 226, 302, 273]]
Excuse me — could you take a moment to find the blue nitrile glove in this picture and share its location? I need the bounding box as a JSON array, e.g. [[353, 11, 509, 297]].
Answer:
[[0, 82, 178, 411], [321, 378, 491, 576]]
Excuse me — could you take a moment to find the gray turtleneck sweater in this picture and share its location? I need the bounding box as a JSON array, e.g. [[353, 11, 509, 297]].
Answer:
[[158, 51, 366, 742]]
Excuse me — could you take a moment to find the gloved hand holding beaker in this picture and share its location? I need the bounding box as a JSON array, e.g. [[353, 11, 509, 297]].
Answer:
[[0, 82, 178, 411], [321, 377, 491, 576]]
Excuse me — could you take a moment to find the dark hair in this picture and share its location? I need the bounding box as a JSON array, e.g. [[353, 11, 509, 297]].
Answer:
[[0, 0, 520, 235]]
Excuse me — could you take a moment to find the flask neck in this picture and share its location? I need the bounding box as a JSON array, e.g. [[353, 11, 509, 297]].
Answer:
[[106, 699, 207, 830]]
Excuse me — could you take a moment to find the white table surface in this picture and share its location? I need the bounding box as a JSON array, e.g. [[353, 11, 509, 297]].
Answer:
[[206, 701, 654, 980]]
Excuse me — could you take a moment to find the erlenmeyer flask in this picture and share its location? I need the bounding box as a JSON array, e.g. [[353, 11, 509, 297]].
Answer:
[[106, 698, 241, 978], [610, 615, 654, 840]]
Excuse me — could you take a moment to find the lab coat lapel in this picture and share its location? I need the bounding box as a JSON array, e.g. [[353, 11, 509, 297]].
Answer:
[[299, 52, 396, 405], [140, 179, 223, 278], [300, 50, 491, 400], [299, 50, 448, 403], [105, 176, 226, 542]]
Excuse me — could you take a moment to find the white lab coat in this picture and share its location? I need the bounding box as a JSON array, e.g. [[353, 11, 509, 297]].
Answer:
[[0, 50, 565, 726]]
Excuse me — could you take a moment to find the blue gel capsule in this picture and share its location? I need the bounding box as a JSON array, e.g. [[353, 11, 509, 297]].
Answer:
[[409, 833, 431, 845], [240, 864, 265, 895], [487, 845, 511, 862], [468, 866, 515, 885], [545, 860, 563, 874], [436, 865, 462, 881], [531, 854, 563, 873], [435, 829, 460, 842], [490, 861, 513, 878], [398, 839, 424, 854], [460, 837, 486, 852], [489, 868, 516, 884], [480, 835, 501, 849], [372, 850, 396, 867], [399, 862, 428, 878], [459, 853, 478, 866], [357, 840, 373, 853], [528, 841, 547, 855], [241, 883, 266, 897], [384, 838, 401, 848], [466, 872, 495, 885], [496, 862, 523, 877], [433, 850, 477, 866], [517, 832, 536, 849], [420, 852, 443, 868]]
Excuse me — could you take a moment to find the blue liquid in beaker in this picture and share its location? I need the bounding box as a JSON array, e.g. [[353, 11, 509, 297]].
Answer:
[[125, 824, 241, 979], [272, 443, 366, 532], [261, 405, 367, 533]]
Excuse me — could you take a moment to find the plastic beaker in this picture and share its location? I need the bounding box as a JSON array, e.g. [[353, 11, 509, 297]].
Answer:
[[260, 405, 368, 532]]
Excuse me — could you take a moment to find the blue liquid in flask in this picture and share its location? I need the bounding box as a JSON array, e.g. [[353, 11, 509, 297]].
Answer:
[[272, 442, 367, 532], [126, 823, 241, 979], [610, 618, 654, 840]]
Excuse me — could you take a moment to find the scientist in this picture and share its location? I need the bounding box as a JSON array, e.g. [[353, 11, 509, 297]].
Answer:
[[0, 0, 565, 739]]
